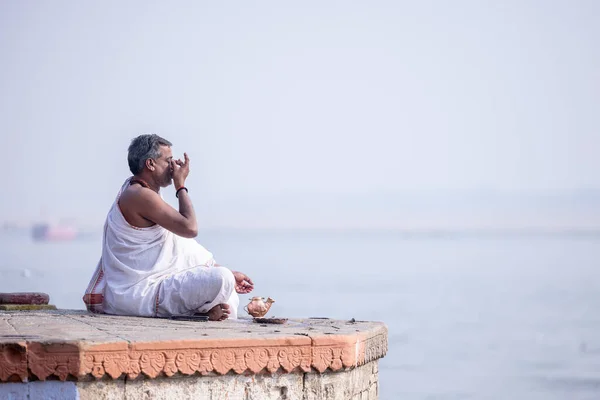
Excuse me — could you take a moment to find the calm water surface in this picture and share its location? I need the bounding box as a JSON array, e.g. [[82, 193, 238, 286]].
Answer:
[[1, 231, 599, 399]]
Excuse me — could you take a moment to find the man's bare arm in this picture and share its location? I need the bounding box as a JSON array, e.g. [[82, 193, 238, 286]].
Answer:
[[174, 186, 197, 235], [134, 190, 198, 238], [135, 152, 198, 238]]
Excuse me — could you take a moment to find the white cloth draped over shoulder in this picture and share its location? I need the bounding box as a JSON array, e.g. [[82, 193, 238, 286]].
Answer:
[[83, 177, 238, 318]]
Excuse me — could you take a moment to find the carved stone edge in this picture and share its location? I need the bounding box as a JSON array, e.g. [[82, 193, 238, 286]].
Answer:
[[357, 325, 388, 367], [0, 343, 28, 382], [364, 332, 389, 364], [79, 345, 316, 380], [0, 327, 389, 382], [27, 342, 81, 382]]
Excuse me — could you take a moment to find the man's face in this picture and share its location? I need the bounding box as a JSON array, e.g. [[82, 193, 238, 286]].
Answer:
[[152, 145, 174, 187]]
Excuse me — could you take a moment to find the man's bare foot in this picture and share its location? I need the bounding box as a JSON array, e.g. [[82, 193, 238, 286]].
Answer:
[[207, 303, 230, 321]]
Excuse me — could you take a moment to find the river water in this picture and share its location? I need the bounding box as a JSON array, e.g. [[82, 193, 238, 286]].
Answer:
[[1, 230, 599, 399]]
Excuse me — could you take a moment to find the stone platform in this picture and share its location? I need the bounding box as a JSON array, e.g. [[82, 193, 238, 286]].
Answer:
[[0, 310, 387, 399]]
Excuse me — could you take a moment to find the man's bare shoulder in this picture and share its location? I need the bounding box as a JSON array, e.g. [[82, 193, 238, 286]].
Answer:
[[119, 185, 165, 212], [119, 184, 158, 206], [119, 185, 151, 203], [118, 185, 166, 227]]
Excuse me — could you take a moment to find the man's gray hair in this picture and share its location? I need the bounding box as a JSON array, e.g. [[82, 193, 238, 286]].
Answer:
[[128, 134, 173, 175]]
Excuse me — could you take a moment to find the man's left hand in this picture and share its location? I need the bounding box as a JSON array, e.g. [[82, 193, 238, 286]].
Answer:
[[232, 271, 254, 294]]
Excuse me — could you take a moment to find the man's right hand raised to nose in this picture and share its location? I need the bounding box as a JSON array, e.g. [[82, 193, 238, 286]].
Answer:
[[171, 152, 190, 189]]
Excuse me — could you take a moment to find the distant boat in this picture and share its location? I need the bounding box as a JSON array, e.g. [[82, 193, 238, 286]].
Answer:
[[31, 223, 78, 241]]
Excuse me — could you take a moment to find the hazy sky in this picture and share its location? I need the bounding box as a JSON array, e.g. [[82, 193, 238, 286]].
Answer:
[[1, 1, 599, 228]]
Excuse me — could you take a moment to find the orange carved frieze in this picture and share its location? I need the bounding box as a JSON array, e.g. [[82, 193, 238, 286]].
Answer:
[[104, 352, 130, 379], [0, 344, 27, 382], [0, 315, 387, 382], [127, 351, 143, 379], [27, 343, 80, 381]]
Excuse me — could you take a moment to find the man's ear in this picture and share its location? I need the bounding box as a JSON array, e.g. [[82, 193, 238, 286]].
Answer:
[[146, 158, 155, 172]]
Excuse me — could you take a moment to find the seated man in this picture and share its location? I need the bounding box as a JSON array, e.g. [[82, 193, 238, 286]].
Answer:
[[83, 134, 253, 320]]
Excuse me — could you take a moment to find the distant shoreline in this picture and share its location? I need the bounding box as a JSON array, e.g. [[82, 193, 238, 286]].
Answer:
[[4, 226, 600, 239]]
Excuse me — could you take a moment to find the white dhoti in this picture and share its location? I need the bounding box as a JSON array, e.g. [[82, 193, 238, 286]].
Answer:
[[83, 178, 238, 318], [157, 266, 239, 319]]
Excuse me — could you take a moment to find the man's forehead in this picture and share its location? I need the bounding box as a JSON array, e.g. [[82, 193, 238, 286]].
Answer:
[[159, 145, 173, 158]]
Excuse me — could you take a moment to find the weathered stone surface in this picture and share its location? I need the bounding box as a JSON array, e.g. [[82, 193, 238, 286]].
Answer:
[[0, 362, 379, 400], [0, 292, 49, 305], [0, 310, 387, 384], [304, 361, 379, 400], [77, 380, 125, 400], [121, 371, 305, 400]]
